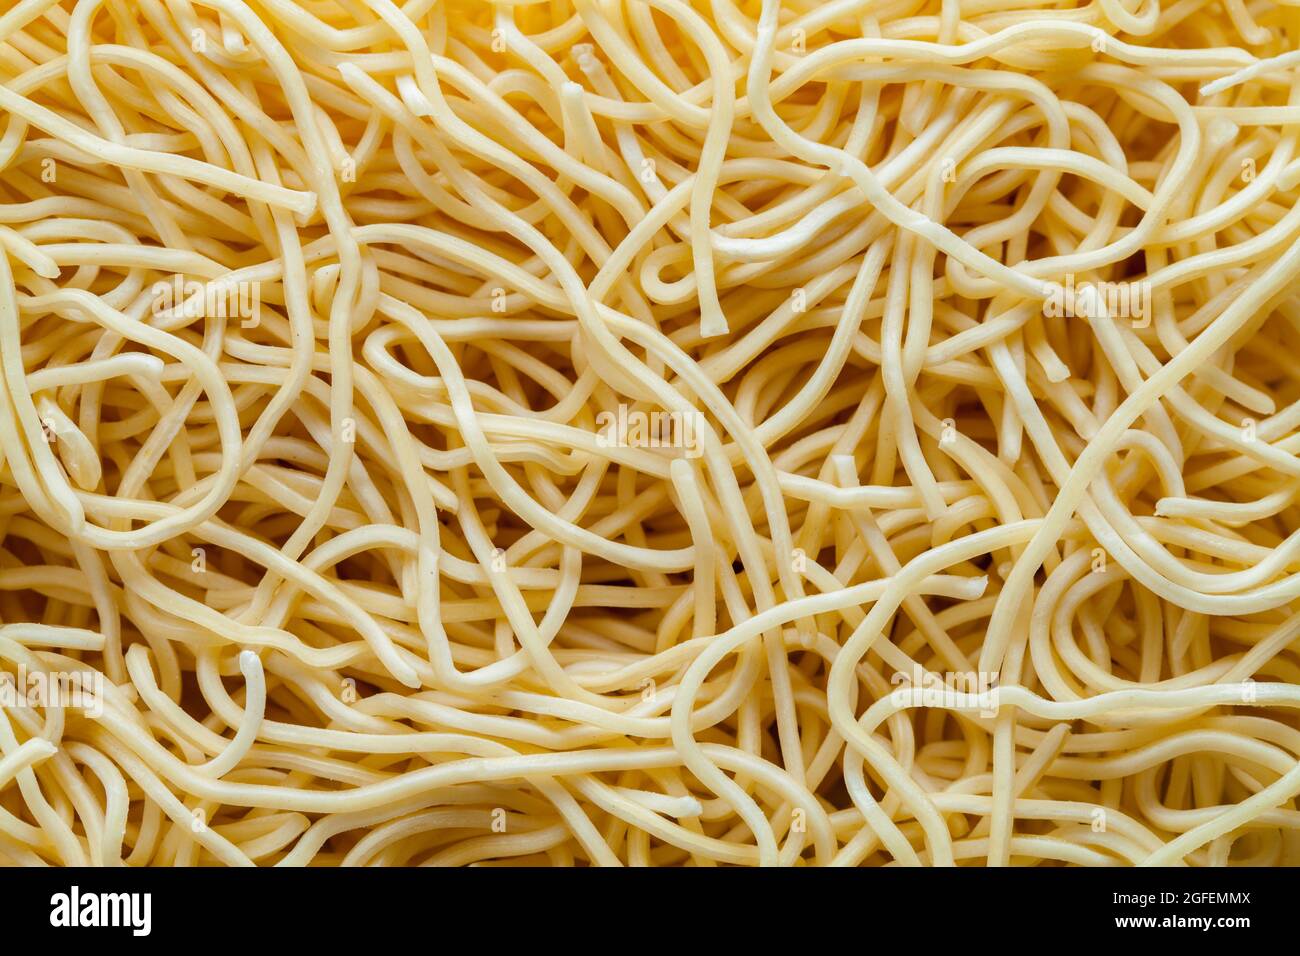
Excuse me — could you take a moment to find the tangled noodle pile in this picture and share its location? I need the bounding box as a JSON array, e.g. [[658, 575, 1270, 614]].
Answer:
[[1, 0, 1300, 866]]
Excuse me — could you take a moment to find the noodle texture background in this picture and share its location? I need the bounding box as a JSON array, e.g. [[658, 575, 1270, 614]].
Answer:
[[1, 0, 1300, 867]]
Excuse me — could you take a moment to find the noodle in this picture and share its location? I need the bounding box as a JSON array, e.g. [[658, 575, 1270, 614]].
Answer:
[[1, 0, 1299, 867]]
